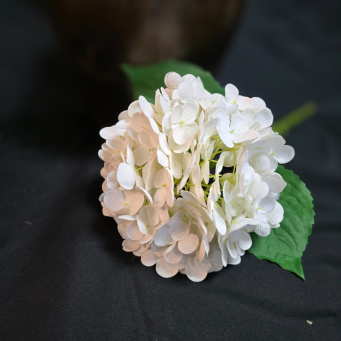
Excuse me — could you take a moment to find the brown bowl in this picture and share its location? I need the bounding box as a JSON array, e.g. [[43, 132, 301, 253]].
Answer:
[[46, 0, 244, 81]]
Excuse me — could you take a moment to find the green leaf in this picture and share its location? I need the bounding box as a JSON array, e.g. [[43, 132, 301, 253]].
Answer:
[[121, 60, 224, 103], [249, 165, 314, 279]]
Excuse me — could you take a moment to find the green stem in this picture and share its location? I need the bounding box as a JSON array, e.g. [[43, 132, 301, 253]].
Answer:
[[272, 101, 317, 136]]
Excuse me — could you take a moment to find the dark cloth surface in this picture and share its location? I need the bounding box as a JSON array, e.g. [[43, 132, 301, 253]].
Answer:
[[1, 1, 340, 340]]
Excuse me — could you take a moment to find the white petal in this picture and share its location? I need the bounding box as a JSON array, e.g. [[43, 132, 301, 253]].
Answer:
[[218, 129, 234, 148], [165, 242, 176, 253], [171, 105, 182, 124], [137, 186, 154, 203], [228, 218, 262, 235], [182, 103, 197, 122], [165, 187, 174, 207], [172, 125, 188, 145], [227, 240, 238, 258], [196, 241, 206, 262], [185, 257, 207, 282], [201, 161, 210, 184], [133, 247, 145, 257], [162, 113, 172, 135], [107, 137, 126, 151], [209, 244, 223, 267], [128, 100, 142, 117], [100, 167, 108, 179], [178, 233, 199, 254], [146, 206, 160, 226], [156, 258, 178, 278], [255, 223, 271, 237], [237, 230, 252, 250], [212, 179, 220, 202], [268, 202, 284, 225], [248, 181, 269, 200], [170, 220, 189, 241], [233, 129, 259, 143], [149, 132, 159, 148], [256, 108, 273, 129], [118, 110, 129, 120], [164, 72, 182, 89], [184, 121, 198, 137], [100, 127, 116, 140], [151, 242, 168, 254], [136, 213, 149, 235], [259, 196, 276, 212], [140, 233, 154, 244], [127, 222, 143, 241], [131, 112, 151, 132], [125, 189, 145, 215], [149, 117, 160, 134], [117, 163, 135, 190], [216, 153, 225, 174], [241, 108, 256, 127], [192, 78, 204, 99], [155, 204, 170, 224], [164, 245, 183, 264], [157, 148, 169, 168], [154, 188, 167, 208], [159, 133, 171, 155], [104, 190, 125, 211], [170, 153, 182, 179], [252, 97, 266, 110], [154, 226, 172, 246], [107, 170, 118, 190], [194, 256, 211, 273], [230, 230, 239, 243], [154, 168, 171, 188], [153, 168, 166, 188], [213, 109, 228, 129], [226, 103, 239, 116], [273, 145, 295, 164], [155, 89, 162, 113], [191, 164, 201, 187], [116, 119, 131, 130], [262, 172, 286, 194], [117, 215, 136, 221], [237, 96, 253, 111], [230, 114, 248, 134], [178, 82, 194, 102], [213, 208, 227, 235], [160, 87, 170, 101], [139, 95, 154, 118], [251, 153, 275, 175], [227, 254, 241, 265], [267, 135, 285, 148], [122, 239, 140, 252], [225, 84, 238, 102], [160, 94, 170, 113], [235, 243, 245, 256], [198, 110, 205, 127], [182, 74, 196, 82], [141, 250, 159, 266], [126, 146, 135, 167], [180, 190, 200, 205], [133, 145, 149, 167], [138, 131, 153, 149]]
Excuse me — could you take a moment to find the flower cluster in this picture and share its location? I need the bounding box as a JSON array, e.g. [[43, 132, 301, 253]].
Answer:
[[98, 72, 295, 282]]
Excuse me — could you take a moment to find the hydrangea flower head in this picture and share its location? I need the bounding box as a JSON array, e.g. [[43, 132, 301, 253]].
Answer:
[[98, 72, 295, 282]]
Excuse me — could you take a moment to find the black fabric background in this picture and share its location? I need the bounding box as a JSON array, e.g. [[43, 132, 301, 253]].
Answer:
[[1, 1, 341, 340]]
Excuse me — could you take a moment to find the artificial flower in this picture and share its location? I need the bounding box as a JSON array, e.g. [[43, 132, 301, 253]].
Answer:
[[98, 71, 294, 281]]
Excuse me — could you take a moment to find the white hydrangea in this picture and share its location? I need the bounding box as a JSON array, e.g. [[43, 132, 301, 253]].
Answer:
[[98, 72, 295, 282]]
